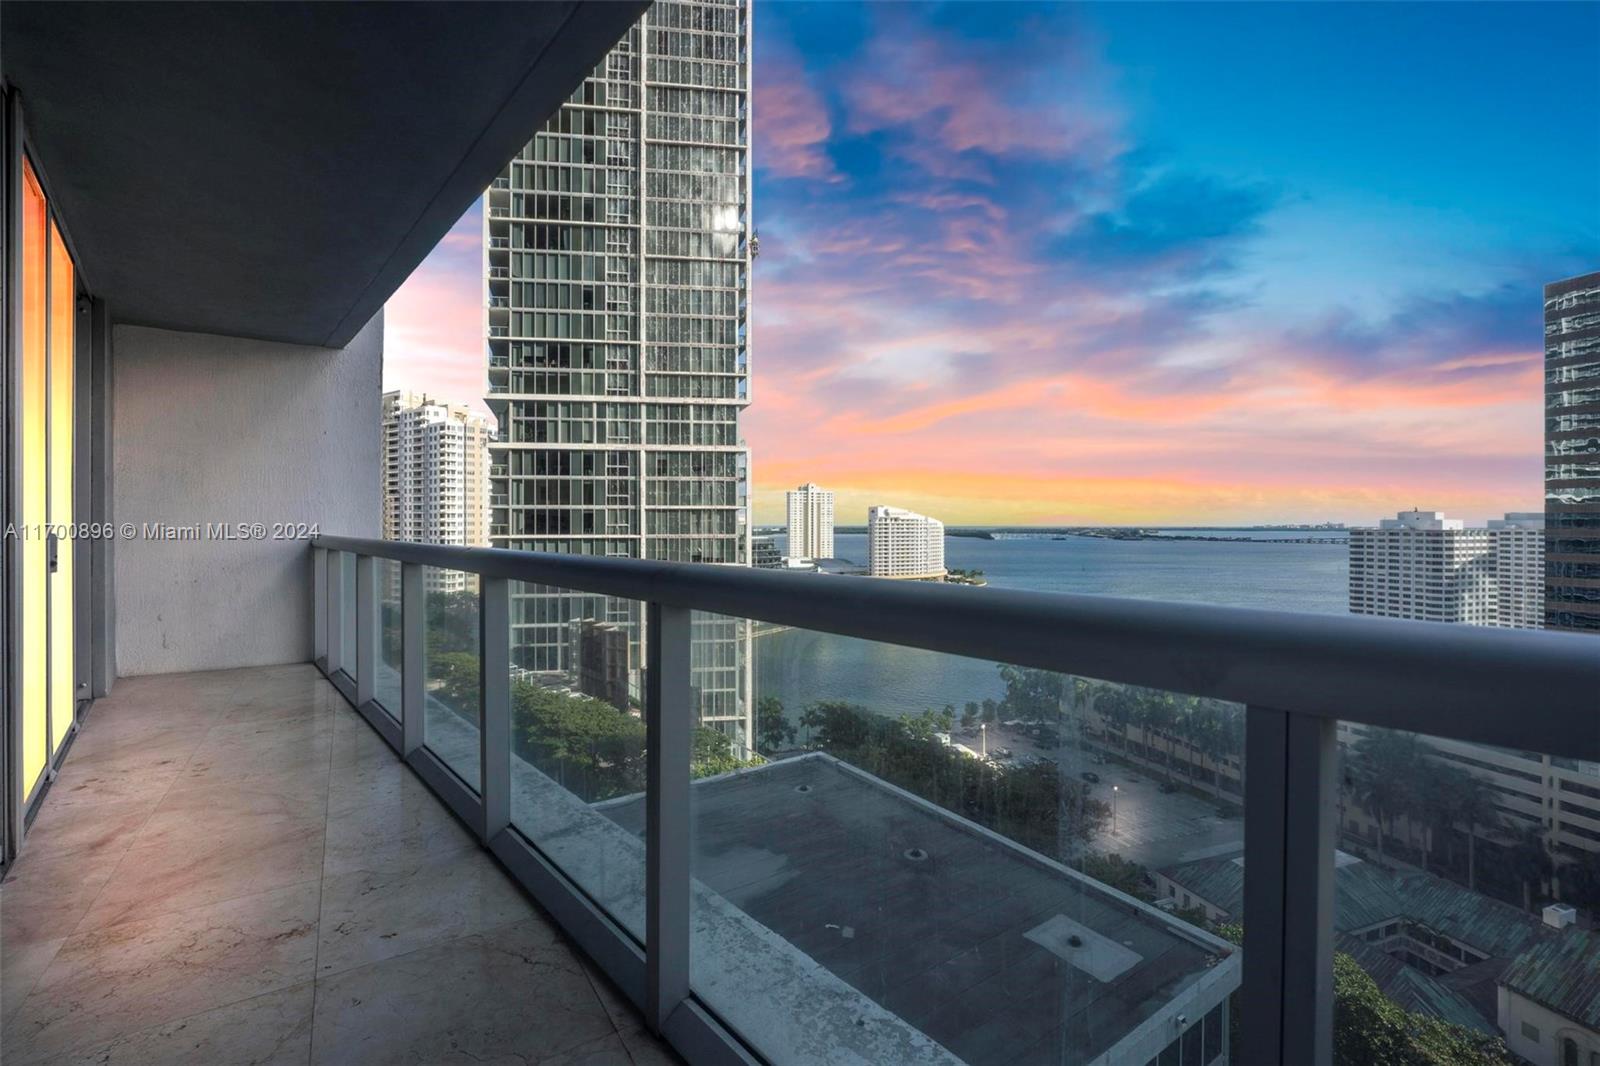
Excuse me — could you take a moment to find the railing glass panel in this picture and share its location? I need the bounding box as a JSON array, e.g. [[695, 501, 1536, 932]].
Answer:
[[376, 558, 402, 719], [660, 617, 1244, 1066], [338, 551, 357, 679], [1330, 723, 1600, 1065], [505, 581, 648, 942], [423, 568, 481, 791]]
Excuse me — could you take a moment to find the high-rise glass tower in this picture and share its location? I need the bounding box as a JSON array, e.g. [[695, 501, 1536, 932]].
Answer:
[[485, 0, 753, 749], [1544, 270, 1600, 633]]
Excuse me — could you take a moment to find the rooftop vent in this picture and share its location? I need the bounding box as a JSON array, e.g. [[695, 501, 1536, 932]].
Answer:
[[1543, 903, 1577, 930], [903, 847, 929, 862]]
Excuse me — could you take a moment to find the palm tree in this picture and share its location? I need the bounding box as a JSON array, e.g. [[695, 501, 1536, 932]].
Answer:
[[1097, 685, 1135, 751], [1188, 701, 1223, 796], [1450, 773, 1497, 892], [1133, 689, 1177, 782], [1350, 729, 1423, 868], [1504, 824, 1553, 911]]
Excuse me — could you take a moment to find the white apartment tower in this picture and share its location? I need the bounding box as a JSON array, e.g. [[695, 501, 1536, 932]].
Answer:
[[484, 0, 753, 750], [785, 482, 834, 560], [1342, 510, 1600, 864], [1487, 512, 1546, 630], [1348, 510, 1544, 628], [867, 506, 946, 580], [382, 390, 492, 592]]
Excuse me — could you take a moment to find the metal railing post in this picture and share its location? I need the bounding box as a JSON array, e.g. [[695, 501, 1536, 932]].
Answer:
[[479, 576, 511, 841], [401, 561, 424, 757], [312, 546, 328, 670], [1242, 706, 1336, 1066], [645, 601, 692, 1035], [327, 550, 347, 676], [356, 554, 377, 707]]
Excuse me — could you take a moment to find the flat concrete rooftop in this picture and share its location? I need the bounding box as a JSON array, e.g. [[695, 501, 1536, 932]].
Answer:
[[602, 754, 1235, 1065]]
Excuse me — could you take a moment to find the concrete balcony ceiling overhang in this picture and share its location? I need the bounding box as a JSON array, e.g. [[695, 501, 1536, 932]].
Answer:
[[1, 0, 645, 346]]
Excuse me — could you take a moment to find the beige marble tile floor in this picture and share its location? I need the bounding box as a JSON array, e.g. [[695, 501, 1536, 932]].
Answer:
[[0, 665, 680, 1066]]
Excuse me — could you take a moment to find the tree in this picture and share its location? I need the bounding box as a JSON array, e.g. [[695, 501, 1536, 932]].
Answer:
[[1131, 688, 1177, 781], [1351, 729, 1424, 868], [429, 650, 479, 716], [1097, 685, 1136, 750], [1213, 924, 1514, 1065], [1504, 825, 1553, 911], [1080, 852, 1147, 898], [980, 698, 999, 724], [1330, 953, 1514, 1064], [692, 727, 752, 778], [798, 700, 1110, 858], [755, 695, 795, 754], [960, 702, 978, 729], [997, 666, 1067, 725]]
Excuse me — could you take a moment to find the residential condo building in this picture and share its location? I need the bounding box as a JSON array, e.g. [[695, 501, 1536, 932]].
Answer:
[[484, 0, 753, 748], [1545, 270, 1600, 633], [1348, 509, 1544, 628], [1488, 512, 1546, 629], [381, 390, 493, 592], [784, 481, 834, 560], [1345, 509, 1600, 865], [867, 505, 946, 579]]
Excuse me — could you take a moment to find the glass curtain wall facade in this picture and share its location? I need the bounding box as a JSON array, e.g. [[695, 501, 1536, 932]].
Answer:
[[1544, 271, 1600, 633], [486, 0, 753, 751]]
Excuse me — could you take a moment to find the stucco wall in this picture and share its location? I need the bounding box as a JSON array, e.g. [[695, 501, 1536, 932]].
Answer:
[[112, 317, 382, 675]]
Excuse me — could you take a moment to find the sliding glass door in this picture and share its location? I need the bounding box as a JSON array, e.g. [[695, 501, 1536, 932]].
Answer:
[[17, 155, 79, 812]]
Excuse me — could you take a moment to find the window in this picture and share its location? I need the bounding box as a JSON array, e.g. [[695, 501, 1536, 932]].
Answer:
[[1523, 1021, 1541, 1044]]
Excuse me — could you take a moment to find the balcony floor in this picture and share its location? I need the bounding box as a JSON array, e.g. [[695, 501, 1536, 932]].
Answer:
[[1, 664, 678, 1066]]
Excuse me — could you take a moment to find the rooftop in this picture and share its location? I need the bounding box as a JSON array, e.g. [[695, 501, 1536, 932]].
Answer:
[[601, 754, 1237, 1066], [1162, 854, 1549, 963], [1501, 927, 1600, 1030]]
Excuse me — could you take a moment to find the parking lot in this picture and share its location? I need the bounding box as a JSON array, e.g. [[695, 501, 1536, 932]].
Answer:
[[965, 723, 1245, 870]]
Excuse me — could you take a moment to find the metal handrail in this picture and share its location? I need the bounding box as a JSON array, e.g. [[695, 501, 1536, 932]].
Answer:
[[313, 535, 1600, 759]]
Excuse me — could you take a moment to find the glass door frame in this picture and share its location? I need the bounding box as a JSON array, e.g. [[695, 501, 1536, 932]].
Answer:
[[2, 88, 101, 869]]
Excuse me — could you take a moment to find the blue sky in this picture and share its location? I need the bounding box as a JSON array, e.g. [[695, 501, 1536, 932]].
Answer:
[[388, 1, 1599, 525]]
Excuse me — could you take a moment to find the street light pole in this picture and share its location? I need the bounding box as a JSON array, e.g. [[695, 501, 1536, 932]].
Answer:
[[1112, 784, 1119, 833], [980, 721, 987, 757]]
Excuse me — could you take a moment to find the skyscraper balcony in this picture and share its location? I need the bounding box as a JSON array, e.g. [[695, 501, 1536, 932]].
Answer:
[[0, 5, 1596, 1066]]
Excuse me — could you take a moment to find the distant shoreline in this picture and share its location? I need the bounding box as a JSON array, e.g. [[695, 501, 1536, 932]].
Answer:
[[754, 526, 1348, 545]]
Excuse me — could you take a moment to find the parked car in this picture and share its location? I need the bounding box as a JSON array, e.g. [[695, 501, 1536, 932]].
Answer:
[[1081, 771, 1100, 783]]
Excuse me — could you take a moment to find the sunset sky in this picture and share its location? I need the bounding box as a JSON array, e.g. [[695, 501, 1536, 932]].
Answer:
[[385, 1, 1600, 528]]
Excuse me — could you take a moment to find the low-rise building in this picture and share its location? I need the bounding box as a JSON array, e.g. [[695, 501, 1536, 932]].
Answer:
[[1498, 926, 1600, 1065], [1157, 852, 1573, 1039], [604, 754, 1240, 1065]]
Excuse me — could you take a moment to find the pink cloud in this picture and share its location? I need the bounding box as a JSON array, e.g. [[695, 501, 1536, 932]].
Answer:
[[756, 49, 842, 182]]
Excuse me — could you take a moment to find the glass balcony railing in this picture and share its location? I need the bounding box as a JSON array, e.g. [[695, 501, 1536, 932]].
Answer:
[[310, 536, 1600, 1066]]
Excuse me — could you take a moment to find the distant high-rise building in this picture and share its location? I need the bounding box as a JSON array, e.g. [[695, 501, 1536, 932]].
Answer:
[[1487, 512, 1545, 630], [1344, 508, 1599, 861], [867, 506, 945, 579], [1348, 510, 1495, 624], [1544, 270, 1600, 633], [785, 483, 834, 560], [484, 0, 753, 750], [382, 390, 492, 592], [1348, 510, 1542, 628], [750, 534, 782, 569]]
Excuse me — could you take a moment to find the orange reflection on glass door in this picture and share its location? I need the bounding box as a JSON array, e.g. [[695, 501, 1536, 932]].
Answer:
[[48, 221, 75, 754], [19, 160, 48, 799]]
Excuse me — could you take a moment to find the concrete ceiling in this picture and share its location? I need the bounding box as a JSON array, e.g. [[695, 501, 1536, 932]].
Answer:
[[1, 1, 646, 347]]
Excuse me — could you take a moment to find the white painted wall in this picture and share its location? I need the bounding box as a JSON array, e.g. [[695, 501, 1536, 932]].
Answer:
[[112, 317, 382, 675]]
